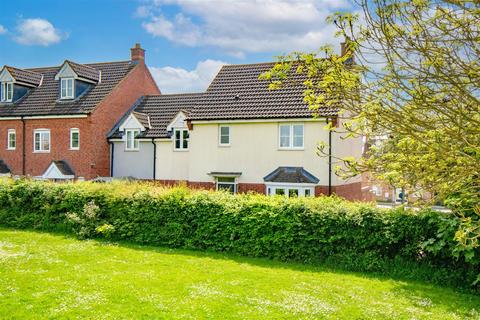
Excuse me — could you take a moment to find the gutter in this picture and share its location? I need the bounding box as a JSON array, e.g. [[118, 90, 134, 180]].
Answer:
[[21, 116, 26, 175], [151, 139, 156, 180], [328, 118, 332, 196], [109, 141, 114, 177]]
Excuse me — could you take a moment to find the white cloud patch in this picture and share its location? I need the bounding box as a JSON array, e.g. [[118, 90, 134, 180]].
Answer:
[[14, 18, 66, 46], [150, 59, 226, 93], [140, 0, 351, 56], [0, 25, 6, 34]]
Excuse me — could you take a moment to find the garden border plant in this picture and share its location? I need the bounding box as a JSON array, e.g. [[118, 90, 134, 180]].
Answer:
[[0, 178, 478, 291]]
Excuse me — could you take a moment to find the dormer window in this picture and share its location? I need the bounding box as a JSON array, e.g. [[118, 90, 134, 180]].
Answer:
[[60, 78, 74, 99], [1, 82, 13, 102]]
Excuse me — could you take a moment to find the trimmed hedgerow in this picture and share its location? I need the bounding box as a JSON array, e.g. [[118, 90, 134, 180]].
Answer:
[[0, 178, 478, 290]]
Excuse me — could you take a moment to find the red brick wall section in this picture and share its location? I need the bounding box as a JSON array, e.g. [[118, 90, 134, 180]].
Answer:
[[314, 185, 329, 197], [0, 120, 24, 175], [0, 118, 92, 177], [188, 181, 215, 190], [88, 62, 160, 178], [0, 62, 160, 179], [238, 183, 265, 194], [333, 182, 375, 201]]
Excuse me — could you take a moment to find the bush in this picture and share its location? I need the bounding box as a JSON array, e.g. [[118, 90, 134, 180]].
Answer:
[[0, 178, 478, 290]]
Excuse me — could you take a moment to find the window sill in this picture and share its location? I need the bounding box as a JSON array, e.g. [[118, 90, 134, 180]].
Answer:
[[69, 148, 80, 151], [124, 149, 140, 152], [33, 151, 50, 153], [218, 144, 231, 148], [278, 147, 305, 151], [173, 149, 189, 152], [6, 148, 16, 151]]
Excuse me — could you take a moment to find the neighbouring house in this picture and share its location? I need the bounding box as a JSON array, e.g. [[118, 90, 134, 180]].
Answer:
[[109, 61, 373, 201], [0, 44, 160, 180]]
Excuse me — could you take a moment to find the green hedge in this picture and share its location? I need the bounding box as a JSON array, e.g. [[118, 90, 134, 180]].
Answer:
[[0, 179, 478, 290]]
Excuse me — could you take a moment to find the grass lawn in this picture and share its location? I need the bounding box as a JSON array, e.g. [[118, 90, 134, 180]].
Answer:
[[0, 229, 479, 319]]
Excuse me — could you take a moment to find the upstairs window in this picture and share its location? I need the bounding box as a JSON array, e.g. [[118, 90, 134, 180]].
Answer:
[[7, 129, 16, 150], [1, 82, 13, 102], [60, 78, 74, 99], [219, 125, 230, 146], [34, 129, 50, 153], [174, 129, 189, 150], [70, 128, 80, 150], [279, 124, 304, 149], [125, 129, 140, 151]]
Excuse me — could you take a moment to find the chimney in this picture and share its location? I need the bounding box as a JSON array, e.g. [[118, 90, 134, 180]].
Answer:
[[131, 43, 145, 64], [340, 40, 354, 63], [340, 42, 347, 57]]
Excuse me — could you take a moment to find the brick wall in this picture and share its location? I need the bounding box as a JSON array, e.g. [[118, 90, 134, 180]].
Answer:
[[333, 182, 374, 201], [0, 120, 24, 175], [0, 62, 160, 179], [90, 62, 160, 178], [238, 183, 265, 194]]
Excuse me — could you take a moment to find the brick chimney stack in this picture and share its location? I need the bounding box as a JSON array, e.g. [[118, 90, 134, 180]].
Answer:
[[131, 43, 145, 64], [340, 42, 347, 57]]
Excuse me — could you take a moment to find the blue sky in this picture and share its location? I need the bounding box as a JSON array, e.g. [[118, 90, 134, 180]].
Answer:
[[0, 0, 352, 93]]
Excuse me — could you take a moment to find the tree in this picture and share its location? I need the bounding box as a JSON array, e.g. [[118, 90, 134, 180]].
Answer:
[[260, 0, 479, 253]]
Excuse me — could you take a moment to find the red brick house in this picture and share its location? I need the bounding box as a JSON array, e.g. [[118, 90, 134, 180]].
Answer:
[[0, 44, 160, 180]]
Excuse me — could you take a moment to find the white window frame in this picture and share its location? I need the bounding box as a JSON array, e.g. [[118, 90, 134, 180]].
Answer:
[[218, 125, 230, 146], [60, 78, 74, 99], [215, 176, 237, 194], [70, 128, 80, 150], [266, 183, 314, 198], [7, 129, 16, 150], [278, 123, 304, 150], [33, 129, 51, 153], [173, 128, 189, 151], [1, 82, 13, 102], [125, 129, 140, 151]]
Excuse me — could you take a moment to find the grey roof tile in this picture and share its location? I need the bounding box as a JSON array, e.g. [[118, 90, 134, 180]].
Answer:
[[264, 167, 320, 184], [65, 60, 100, 82], [0, 159, 10, 174], [109, 93, 202, 139], [52, 160, 75, 176], [4, 66, 43, 86], [0, 61, 135, 117], [188, 62, 338, 121]]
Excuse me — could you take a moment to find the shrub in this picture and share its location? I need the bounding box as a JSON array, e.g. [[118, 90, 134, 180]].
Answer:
[[0, 178, 478, 290]]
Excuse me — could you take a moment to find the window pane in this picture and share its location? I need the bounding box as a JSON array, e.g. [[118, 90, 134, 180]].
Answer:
[[304, 189, 311, 197], [71, 131, 79, 148], [6, 83, 13, 100], [288, 189, 299, 198], [275, 188, 285, 196], [183, 130, 189, 149], [217, 177, 235, 183], [68, 79, 73, 97], [218, 183, 235, 193], [279, 125, 290, 147], [220, 126, 230, 144], [42, 132, 50, 150], [293, 125, 304, 147], [35, 133, 40, 151]]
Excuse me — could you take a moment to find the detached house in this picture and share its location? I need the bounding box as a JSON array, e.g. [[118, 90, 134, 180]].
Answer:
[[109, 61, 370, 201], [0, 44, 160, 180]]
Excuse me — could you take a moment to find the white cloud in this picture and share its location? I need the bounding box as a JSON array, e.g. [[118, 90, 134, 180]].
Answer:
[[140, 0, 351, 56], [0, 25, 6, 34], [150, 59, 226, 93], [14, 18, 65, 46]]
